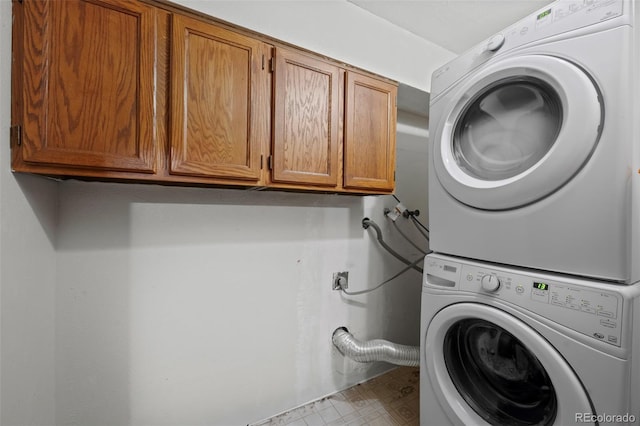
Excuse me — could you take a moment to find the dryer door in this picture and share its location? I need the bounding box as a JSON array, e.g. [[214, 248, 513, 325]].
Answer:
[[424, 303, 595, 426], [432, 55, 602, 210]]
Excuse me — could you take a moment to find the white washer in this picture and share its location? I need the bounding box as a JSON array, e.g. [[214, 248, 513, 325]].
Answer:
[[421, 253, 640, 426], [428, 0, 640, 283]]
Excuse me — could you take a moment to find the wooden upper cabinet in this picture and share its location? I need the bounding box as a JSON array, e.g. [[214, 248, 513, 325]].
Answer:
[[170, 14, 268, 183], [344, 71, 397, 192], [11, 0, 397, 194], [271, 48, 341, 188], [17, 0, 158, 173]]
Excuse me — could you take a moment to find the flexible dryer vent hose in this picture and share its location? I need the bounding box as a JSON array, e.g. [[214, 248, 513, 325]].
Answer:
[[332, 327, 419, 367]]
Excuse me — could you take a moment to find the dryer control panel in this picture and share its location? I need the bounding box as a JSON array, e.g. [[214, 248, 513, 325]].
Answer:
[[431, 0, 625, 100], [424, 255, 624, 347]]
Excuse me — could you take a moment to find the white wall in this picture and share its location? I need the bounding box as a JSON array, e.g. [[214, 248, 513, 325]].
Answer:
[[54, 176, 427, 425], [0, 1, 58, 425], [0, 1, 433, 425], [396, 110, 430, 224]]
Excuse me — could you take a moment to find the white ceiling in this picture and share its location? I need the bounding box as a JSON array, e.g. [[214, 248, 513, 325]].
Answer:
[[348, 0, 551, 54]]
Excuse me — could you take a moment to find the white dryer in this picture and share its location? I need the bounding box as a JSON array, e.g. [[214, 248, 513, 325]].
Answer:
[[428, 0, 640, 283], [421, 253, 640, 426]]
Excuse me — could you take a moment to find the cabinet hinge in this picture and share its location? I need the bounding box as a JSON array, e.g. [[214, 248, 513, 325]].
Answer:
[[267, 155, 273, 170], [10, 125, 22, 147]]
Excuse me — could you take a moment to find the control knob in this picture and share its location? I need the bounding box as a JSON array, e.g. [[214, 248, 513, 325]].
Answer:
[[480, 274, 501, 292], [484, 34, 505, 53]]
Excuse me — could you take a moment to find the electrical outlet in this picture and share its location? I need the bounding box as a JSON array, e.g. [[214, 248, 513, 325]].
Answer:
[[332, 271, 349, 290]]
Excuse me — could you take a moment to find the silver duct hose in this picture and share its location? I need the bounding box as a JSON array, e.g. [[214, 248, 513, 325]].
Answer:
[[332, 327, 419, 367]]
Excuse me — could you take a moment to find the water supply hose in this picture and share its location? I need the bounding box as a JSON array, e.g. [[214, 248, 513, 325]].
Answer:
[[362, 218, 423, 273]]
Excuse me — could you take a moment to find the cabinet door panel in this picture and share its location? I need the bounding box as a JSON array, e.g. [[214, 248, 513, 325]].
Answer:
[[344, 72, 396, 191], [272, 48, 340, 187], [170, 15, 264, 181], [21, 0, 157, 173]]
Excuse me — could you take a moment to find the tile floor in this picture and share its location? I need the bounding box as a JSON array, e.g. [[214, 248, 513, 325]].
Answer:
[[251, 367, 419, 426]]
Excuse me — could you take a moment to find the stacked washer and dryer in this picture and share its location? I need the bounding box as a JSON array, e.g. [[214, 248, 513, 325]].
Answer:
[[421, 1, 640, 425]]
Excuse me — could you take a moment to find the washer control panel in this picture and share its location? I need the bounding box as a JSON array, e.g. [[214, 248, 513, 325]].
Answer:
[[425, 256, 623, 347]]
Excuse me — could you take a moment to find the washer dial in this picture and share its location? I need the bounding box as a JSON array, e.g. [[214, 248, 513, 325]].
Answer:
[[480, 274, 501, 292]]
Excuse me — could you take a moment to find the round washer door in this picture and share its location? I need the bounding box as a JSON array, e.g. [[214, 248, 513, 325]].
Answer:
[[432, 55, 602, 210], [424, 303, 595, 426]]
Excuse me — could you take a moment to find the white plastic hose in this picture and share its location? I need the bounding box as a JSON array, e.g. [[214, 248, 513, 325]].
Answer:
[[332, 327, 419, 367]]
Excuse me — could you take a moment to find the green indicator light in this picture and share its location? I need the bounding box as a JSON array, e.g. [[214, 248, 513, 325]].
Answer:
[[533, 282, 549, 291], [537, 9, 551, 20]]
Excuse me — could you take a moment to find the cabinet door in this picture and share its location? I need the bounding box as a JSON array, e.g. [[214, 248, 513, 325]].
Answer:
[[344, 72, 397, 192], [170, 15, 266, 182], [272, 48, 340, 187], [19, 0, 158, 173]]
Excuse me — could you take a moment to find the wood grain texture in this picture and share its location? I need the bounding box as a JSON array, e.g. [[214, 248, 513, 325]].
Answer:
[[272, 48, 339, 187], [170, 13, 265, 181], [344, 71, 396, 192], [11, 0, 24, 165], [19, 0, 157, 172], [155, 8, 171, 177], [11, 0, 396, 194]]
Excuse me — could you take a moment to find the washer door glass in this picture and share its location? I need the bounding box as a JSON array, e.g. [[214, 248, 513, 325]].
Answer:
[[444, 318, 556, 425], [432, 55, 602, 210], [453, 78, 562, 181]]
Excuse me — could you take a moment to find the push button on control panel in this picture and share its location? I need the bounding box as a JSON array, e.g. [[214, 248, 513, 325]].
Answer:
[[599, 319, 617, 329]]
